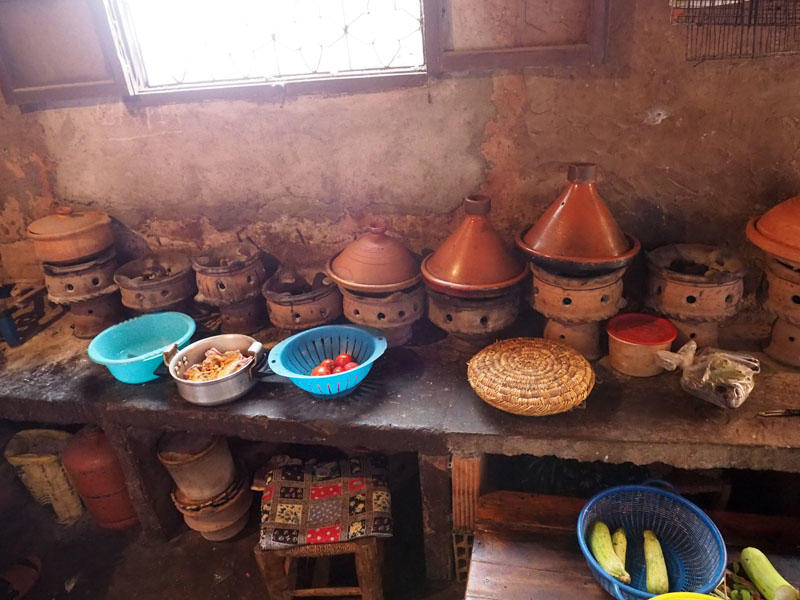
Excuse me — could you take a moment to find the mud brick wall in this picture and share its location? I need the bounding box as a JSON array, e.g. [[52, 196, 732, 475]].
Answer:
[[2, 1, 799, 282]]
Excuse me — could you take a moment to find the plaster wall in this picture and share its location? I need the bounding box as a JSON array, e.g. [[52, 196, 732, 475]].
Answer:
[[2, 1, 800, 280]]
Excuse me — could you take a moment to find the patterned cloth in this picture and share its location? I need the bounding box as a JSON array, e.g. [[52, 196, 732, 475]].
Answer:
[[258, 455, 393, 550]]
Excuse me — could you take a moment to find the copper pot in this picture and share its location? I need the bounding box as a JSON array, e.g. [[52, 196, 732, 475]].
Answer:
[[27, 206, 114, 265], [421, 196, 526, 298], [327, 225, 420, 293]]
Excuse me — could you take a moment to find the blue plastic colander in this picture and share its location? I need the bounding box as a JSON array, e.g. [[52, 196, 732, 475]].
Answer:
[[577, 484, 727, 600], [88, 312, 196, 384], [267, 325, 387, 398]]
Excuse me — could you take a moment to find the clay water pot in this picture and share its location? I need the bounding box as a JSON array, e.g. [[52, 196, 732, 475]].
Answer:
[[327, 225, 420, 293], [517, 163, 639, 275], [421, 196, 526, 298], [746, 195, 800, 264], [28, 206, 113, 265]]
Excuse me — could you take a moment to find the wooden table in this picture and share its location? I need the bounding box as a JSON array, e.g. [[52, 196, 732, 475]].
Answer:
[[1, 317, 799, 581]]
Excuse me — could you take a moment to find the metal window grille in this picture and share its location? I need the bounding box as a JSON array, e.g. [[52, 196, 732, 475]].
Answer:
[[104, 0, 425, 94], [671, 0, 800, 60]]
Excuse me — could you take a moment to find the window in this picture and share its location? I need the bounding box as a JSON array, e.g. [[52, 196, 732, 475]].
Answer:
[[0, 0, 611, 106], [105, 0, 426, 94]]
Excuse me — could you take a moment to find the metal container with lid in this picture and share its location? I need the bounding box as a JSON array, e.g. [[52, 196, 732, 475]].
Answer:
[[327, 224, 421, 293], [517, 164, 640, 276], [421, 195, 526, 298], [27, 206, 114, 265]]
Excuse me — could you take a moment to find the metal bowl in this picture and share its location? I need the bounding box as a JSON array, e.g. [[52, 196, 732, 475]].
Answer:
[[164, 334, 264, 406]]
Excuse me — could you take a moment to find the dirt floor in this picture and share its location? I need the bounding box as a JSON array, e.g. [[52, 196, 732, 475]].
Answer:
[[0, 424, 462, 600]]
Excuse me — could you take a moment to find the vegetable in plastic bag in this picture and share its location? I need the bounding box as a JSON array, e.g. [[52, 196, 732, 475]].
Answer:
[[656, 340, 760, 408]]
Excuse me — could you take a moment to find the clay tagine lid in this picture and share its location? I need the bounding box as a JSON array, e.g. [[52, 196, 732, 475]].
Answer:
[[327, 224, 421, 293], [516, 163, 640, 276], [421, 195, 526, 298], [27, 206, 111, 240], [746, 195, 800, 264]]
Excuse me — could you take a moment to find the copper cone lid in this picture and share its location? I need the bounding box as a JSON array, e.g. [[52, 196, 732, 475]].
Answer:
[[327, 225, 421, 293], [517, 163, 640, 275], [421, 195, 526, 297], [746, 195, 800, 264]]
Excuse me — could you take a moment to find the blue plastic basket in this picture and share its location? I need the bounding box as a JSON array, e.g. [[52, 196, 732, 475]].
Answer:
[[88, 312, 196, 384], [267, 325, 387, 398], [577, 484, 727, 600]]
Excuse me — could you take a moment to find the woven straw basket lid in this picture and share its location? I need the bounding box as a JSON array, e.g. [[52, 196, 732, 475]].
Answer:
[[467, 338, 595, 416]]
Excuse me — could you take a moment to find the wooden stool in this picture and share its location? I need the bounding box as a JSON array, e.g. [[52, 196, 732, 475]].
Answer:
[[253, 536, 383, 600]]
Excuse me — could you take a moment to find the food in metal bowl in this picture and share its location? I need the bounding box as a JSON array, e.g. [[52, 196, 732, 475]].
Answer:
[[183, 348, 253, 382]]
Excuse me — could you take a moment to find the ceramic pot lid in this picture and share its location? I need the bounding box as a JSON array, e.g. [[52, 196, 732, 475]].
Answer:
[[516, 163, 639, 275], [421, 195, 526, 297], [606, 313, 677, 345], [327, 225, 421, 293], [28, 206, 111, 240], [746, 196, 800, 263]]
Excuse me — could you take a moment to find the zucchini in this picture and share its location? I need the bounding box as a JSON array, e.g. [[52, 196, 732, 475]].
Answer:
[[589, 521, 631, 584], [741, 547, 799, 600], [612, 527, 627, 566], [643, 530, 669, 594]]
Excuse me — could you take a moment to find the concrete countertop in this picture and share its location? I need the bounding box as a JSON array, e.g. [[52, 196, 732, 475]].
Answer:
[[1, 315, 800, 472]]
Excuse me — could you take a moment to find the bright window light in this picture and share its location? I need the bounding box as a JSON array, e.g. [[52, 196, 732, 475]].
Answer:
[[106, 0, 426, 92]]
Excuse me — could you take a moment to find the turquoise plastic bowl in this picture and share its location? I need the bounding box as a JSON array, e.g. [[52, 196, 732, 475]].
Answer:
[[267, 325, 387, 398], [88, 312, 196, 384]]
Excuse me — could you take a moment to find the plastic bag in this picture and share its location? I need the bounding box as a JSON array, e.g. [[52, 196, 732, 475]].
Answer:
[[656, 341, 760, 409]]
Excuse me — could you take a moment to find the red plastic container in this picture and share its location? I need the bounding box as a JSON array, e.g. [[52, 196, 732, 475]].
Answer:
[[61, 427, 138, 529], [606, 313, 677, 377]]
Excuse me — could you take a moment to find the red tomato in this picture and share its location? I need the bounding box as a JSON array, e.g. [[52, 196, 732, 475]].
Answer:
[[334, 353, 354, 367], [311, 365, 331, 376], [332, 365, 344, 374], [320, 359, 335, 370], [343, 361, 359, 371]]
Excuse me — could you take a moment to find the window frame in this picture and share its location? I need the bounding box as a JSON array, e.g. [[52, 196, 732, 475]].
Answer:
[[103, 0, 432, 103], [0, 0, 611, 108], [0, 0, 127, 106], [425, 0, 611, 74]]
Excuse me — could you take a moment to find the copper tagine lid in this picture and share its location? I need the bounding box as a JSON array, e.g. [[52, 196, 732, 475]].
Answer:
[[27, 206, 111, 240], [746, 195, 800, 264], [327, 224, 421, 293], [517, 163, 640, 276], [421, 195, 526, 297]]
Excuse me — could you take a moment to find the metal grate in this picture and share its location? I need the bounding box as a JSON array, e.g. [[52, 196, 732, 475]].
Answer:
[[107, 0, 425, 93], [671, 0, 800, 60]]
